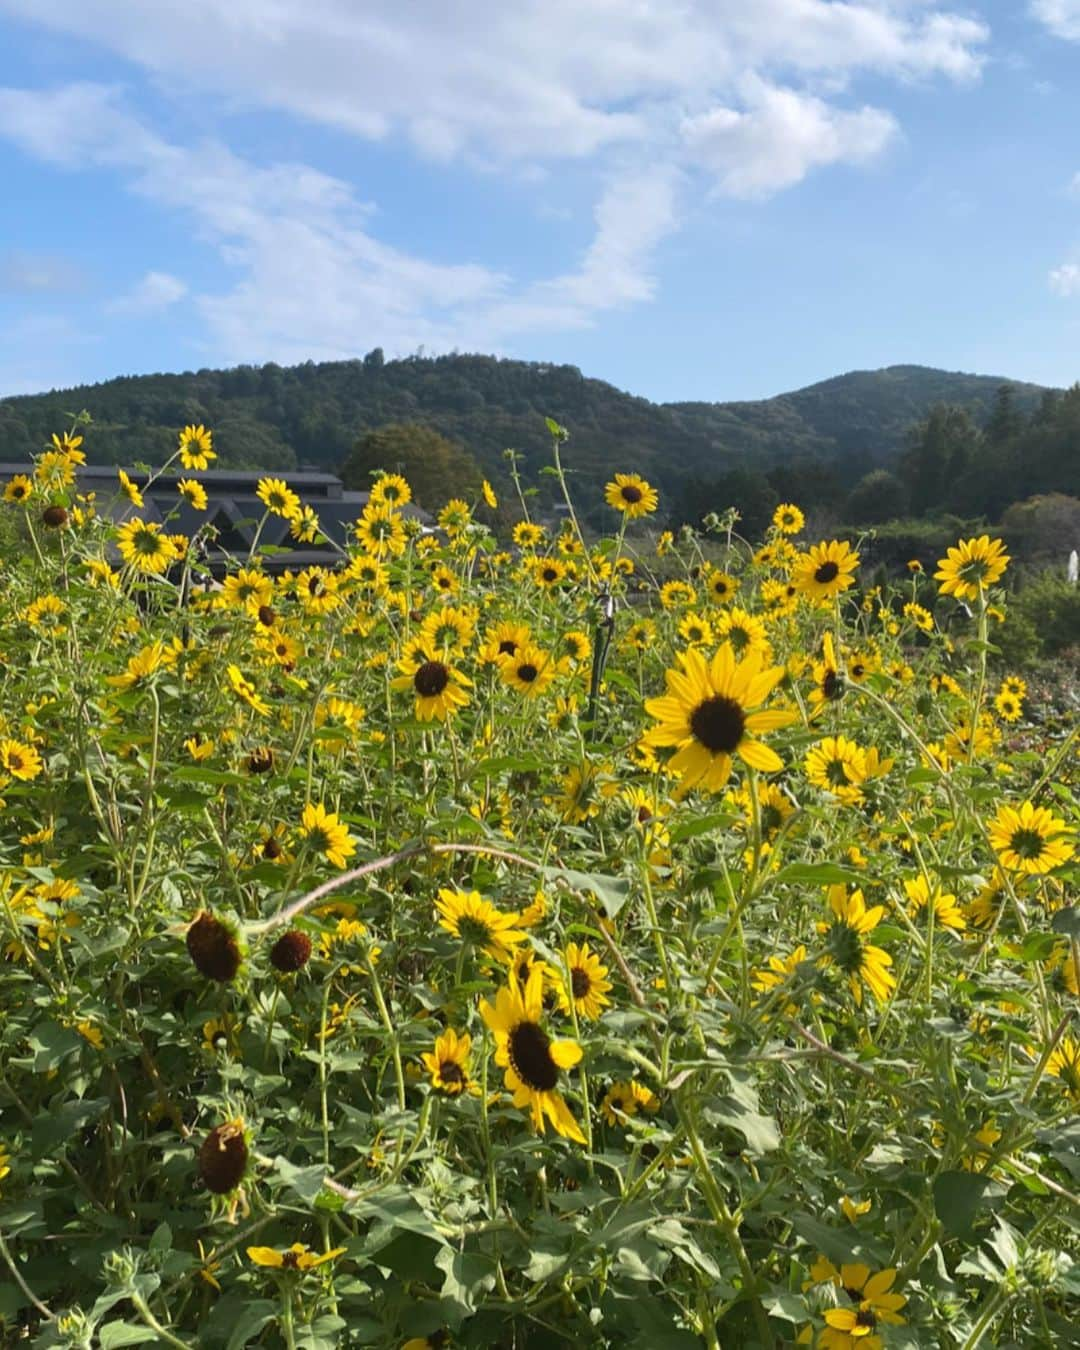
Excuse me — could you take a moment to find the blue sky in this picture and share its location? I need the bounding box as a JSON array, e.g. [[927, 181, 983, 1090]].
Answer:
[[2, 0, 1080, 405]]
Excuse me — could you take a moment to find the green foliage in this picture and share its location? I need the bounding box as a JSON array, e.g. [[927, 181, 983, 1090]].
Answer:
[[996, 570, 1080, 664], [844, 470, 910, 525], [340, 423, 484, 510], [0, 358, 1056, 525]]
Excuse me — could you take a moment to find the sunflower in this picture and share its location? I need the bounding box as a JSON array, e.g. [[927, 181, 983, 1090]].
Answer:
[[817, 886, 895, 1006], [177, 477, 208, 511], [902, 602, 933, 634], [256, 477, 301, 518], [805, 736, 868, 805], [480, 620, 531, 665], [4, 474, 33, 504], [791, 539, 860, 604], [556, 942, 613, 1021], [289, 505, 321, 543], [808, 632, 844, 710], [435, 889, 526, 962], [750, 945, 809, 1012], [531, 557, 566, 589], [600, 1079, 660, 1127], [819, 1264, 907, 1349], [512, 521, 546, 550], [705, 570, 739, 605], [714, 606, 772, 661], [117, 469, 144, 508], [645, 645, 795, 793], [247, 1243, 346, 1271], [356, 504, 407, 557], [226, 664, 270, 716], [481, 479, 498, 509], [659, 579, 696, 610], [1045, 1037, 1080, 1101], [556, 762, 611, 823], [1000, 675, 1027, 699], [934, 535, 1010, 601], [678, 612, 714, 647], [0, 739, 43, 781], [558, 630, 591, 666], [105, 640, 167, 691], [116, 519, 178, 574], [480, 966, 585, 1142], [903, 875, 965, 931], [421, 606, 475, 657], [24, 594, 67, 635], [222, 567, 273, 613], [297, 566, 341, 614], [391, 654, 472, 721], [438, 498, 473, 535], [369, 473, 412, 510], [177, 424, 215, 470], [604, 473, 658, 519], [773, 503, 804, 534], [299, 801, 357, 869], [421, 1028, 477, 1095], [993, 689, 1022, 722], [501, 643, 555, 697], [988, 800, 1074, 875]]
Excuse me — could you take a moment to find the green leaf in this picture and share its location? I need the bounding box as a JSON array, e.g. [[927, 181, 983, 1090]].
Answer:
[[435, 1247, 497, 1322], [933, 1170, 996, 1237], [548, 865, 630, 919], [27, 1021, 82, 1073], [771, 862, 864, 887], [1051, 907, 1080, 940], [98, 1323, 158, 1348]]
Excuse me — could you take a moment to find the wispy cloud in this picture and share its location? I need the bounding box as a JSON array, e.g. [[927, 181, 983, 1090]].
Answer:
[[107, 270, 188, 315], [0, 249, 85, 295], [1049, 261, 1080, 295], [1030, 1, 1080, 41], [0, 3, 990, 378]]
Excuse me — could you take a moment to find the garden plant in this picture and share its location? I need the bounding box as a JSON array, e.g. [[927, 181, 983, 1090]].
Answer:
[[0, 420, 1077, 1348]]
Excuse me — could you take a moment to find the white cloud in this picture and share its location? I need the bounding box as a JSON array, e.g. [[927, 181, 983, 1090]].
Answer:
[[1031, 1, 1080, 40], [0, 3, 990, 373], [0, 249, 84, 294], [682, 80, 898, 198], [0, 1, 987, 163], [1049, 262, 1080, 295], [107, 270, 188, 314]]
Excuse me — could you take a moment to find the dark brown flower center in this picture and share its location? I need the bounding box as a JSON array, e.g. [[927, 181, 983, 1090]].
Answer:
[[814, 560, 840, 584], [508, 1019, 559, 1092], [1009, 828, 1045, 860], [517, 663, 538, 683], [439, 1061, 465, 1085], [855, 1309, 877, 1329], [689, 695, 746, 754], [542, 567, 559, 583], [498, 639, 518, 656], [571, 968, 591, 999], [620, 485, 643, 504], [414, 661, 450, 697]]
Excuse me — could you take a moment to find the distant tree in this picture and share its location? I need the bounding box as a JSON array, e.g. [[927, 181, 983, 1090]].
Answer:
[[340, 422, 483, 510], [985, 384, 1022, 445], [363, 347, 385, 371], [844, 470, 910, 525], [672, 470, 778, 540], [1000, 493, 1080, 561], [899, 405, 981, 515]]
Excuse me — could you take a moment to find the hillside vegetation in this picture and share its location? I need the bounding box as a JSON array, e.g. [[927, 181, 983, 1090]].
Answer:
[[0, 353, 1049, 503]]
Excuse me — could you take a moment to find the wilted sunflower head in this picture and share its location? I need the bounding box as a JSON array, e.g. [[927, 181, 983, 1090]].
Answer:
[[187, 911, 244, 983]]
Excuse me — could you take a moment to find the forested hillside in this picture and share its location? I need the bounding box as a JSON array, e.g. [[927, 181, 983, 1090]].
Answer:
[[0, 353, 1050, 508]]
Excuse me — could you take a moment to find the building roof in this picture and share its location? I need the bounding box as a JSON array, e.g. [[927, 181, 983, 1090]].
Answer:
[[0, 463, 430, 572]]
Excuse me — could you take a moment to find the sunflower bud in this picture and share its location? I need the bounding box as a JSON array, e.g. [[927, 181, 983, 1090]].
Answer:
[[198, 1119, 249, 1194], [187, 911, 243, 982], [42, 505, 69, 528], [270, 930, 312, 973]]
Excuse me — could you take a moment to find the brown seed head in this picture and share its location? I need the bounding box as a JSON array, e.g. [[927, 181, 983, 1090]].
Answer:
[[198, 1119, 248, 1194], [42, 505, 69, 528], [270, 930, 313, 973], [186, 911, 242, 982]]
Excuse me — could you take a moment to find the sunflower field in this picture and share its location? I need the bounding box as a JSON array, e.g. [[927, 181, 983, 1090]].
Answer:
[[0, 422, 1078, 1350]]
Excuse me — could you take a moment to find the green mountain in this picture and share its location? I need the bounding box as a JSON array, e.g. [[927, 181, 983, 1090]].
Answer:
[[0, 354, 1051, 503]]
